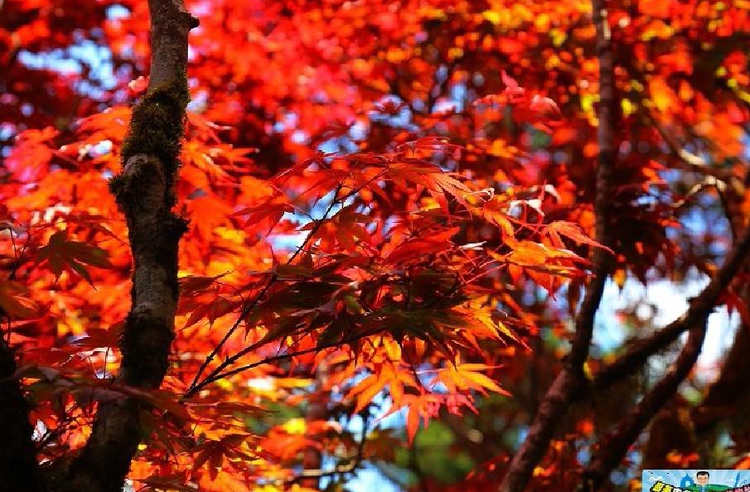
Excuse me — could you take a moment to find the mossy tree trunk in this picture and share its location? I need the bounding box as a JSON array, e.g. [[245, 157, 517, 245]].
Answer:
[[60, 1, 198, 491]]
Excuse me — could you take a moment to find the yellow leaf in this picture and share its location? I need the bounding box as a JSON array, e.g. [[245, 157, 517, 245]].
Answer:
[[281, 418, 306, 435], [482, 10, 502, 25]]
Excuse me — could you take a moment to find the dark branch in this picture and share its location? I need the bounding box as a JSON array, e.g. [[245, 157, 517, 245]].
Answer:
[[0, 331, 46, 492], [498, 2, 616, 491], [591, 221, 750, 392], [691, 166, 750, 439], [692, 294, 750, 436], [579, 322, 707, 491], [565, 176, 750, 489]]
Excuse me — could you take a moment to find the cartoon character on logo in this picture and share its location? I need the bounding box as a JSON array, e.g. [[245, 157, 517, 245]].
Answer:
[[686, 471, 731, 492]]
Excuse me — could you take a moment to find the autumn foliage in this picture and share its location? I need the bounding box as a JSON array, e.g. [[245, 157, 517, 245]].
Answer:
[[2, 0, 750, 491]]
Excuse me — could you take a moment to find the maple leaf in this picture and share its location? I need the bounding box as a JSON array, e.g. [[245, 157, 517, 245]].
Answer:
[[0, 280, 40, 319], [233, 195, 294, 235], [434, 363, 510, 396], [138, 474, 197, 492], [384, 227, 459, 265], [7, 127, 58, 181], [348, 372, 390, 414], [545, 221, 613, 253], [72, 325, 124, 350], [36, 230, 113, 284]]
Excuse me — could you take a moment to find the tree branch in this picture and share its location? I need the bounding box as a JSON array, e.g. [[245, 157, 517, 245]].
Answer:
[[650, 116, 735, 183], [64, 1, 198, 491], [579, 322, 707, 492], [692, 317, 750, 443], [691, 165, 750, 445], [188, 327, 387, 394], [186, 172, 386, 398], [564, 178, 750, 488], [590, 221, 750, 393], [498, 2, 616, 490], [187, 183, 345, 395], [0, 330, 46, 492], [290, 416, 368, 484]]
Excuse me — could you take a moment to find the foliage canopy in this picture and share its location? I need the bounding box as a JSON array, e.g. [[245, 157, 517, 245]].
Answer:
[[1, 0, 750, 491]]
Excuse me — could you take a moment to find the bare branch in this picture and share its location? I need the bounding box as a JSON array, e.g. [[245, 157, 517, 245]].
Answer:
[[692, 316, 750, 435], [651, 118, 735, 182], [670, 178, 726, 210], [692, 166, 750, 438], [560, 205, 750, 489]]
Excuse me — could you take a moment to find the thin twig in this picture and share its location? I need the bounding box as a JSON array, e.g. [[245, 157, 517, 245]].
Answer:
[[187, 183, 345, 393], [187, 167, 391, 396], [190, 165, 386, 388], [649, 114, 735, 183], [188, 327, 387, 395]]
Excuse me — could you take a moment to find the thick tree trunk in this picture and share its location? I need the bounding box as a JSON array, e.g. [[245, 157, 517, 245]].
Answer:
[[642, 405, 696, 469], [694, 321, 750, 434], [62, 1, 198, 491]]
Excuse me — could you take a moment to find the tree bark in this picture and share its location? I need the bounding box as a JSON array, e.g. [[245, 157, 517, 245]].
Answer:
[[641, 404, 696, 469], [691, 171, 750, 454], [0, 335, 46, 492], [579, 323, 707, 491], [693, 319, 750, 434], [63, 1, 197, 491], [570, 143, 750, 490], [498, 2, 616, 491], [589, 217, 750, 393]]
